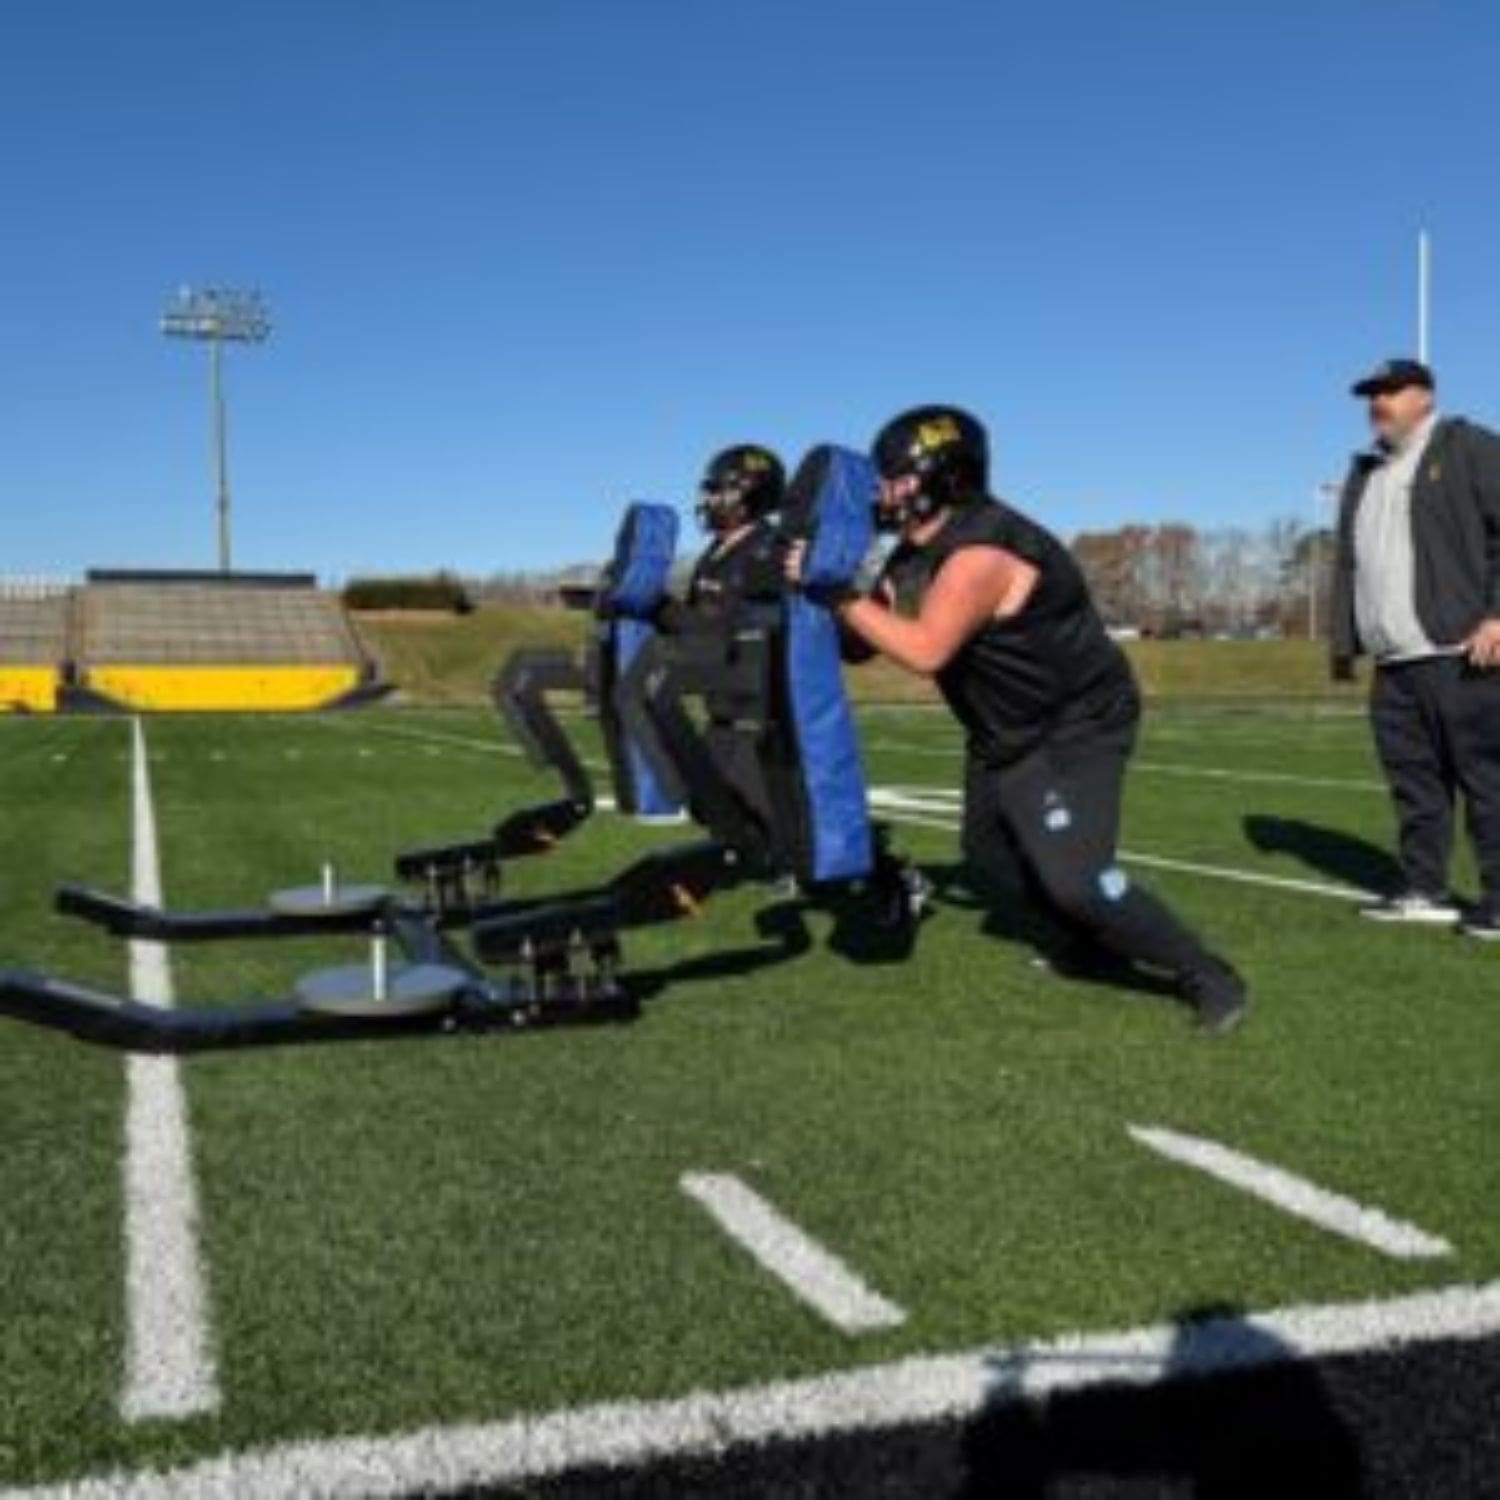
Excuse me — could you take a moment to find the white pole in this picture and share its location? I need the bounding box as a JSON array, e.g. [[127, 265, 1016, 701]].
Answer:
[[1418, 230, 1430, 364], [1308, 496, 1319, 643], [1310, 482, 1341, 643]]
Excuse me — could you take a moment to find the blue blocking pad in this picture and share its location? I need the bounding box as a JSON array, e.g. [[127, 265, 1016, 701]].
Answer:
[[782, 447, 877, 882], [606, 503, 680, 817], [795, 446, 876, 592], [607, 502, 679, 617]]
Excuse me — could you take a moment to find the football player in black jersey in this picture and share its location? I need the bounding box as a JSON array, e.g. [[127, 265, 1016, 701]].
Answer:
[[663, 444, 925, 929], [791, 405, 1246, 1034], [655, 444, 790, 833]]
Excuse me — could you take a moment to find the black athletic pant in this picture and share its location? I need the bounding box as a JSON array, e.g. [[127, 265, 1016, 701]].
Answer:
[[1370, 655, 1500, 906], [961, 724, 1218, 979], [704, 721, 776, 833]]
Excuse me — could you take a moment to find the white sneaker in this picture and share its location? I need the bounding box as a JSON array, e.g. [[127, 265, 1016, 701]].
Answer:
[[1358, 892, 1462, 925]]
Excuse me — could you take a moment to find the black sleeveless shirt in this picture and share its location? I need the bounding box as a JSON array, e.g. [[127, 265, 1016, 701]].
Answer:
[[679, 520, 787, 723], [686, 521, 787, 623], [883, 498, 1138, 765]]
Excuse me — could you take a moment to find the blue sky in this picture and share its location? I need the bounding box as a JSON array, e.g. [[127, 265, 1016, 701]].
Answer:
[[2, 0, 1497, 580]]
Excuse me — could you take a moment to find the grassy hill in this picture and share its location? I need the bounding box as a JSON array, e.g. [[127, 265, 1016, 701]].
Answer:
[[357, 607, 1366, 708], [356, 606, 590, 705]]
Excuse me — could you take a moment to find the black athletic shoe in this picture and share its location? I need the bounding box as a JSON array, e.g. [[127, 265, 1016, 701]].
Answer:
[[1460, 906, 1500, 942], [870, 861, 932, 932], [1358, 891, 1462, 925], [1181, 957, 1249, 1036]]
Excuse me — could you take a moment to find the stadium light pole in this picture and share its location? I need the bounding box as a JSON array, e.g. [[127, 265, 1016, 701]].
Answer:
[[160, 287, 272, 573]]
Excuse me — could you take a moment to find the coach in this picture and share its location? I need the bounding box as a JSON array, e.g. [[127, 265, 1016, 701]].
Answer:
[[1331, 358, 1500, 937]]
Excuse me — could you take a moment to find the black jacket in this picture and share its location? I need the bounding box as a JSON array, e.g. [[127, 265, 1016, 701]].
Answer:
[[1330, 417, 1500, 677]]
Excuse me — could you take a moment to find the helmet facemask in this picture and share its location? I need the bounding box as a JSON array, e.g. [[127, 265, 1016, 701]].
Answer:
[[871, 407, 988, 532], [695, 445, 785, 534]]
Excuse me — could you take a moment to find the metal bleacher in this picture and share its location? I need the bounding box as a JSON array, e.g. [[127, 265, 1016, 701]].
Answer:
[[0, 591, 69, 661], [80, 575, 363, 666], [0, 572, 383, 714], [0, 582, 71, 711]]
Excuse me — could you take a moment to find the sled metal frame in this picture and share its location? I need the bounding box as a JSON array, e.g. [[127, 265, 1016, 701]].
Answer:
[[0, 631, 773, 1052]]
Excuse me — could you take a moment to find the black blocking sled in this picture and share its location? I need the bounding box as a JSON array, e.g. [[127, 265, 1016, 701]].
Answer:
[[0, 451, 924, 1054]]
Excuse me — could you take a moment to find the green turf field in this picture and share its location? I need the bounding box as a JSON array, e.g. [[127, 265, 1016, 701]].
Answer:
[[0, 703, 1495, 1491]]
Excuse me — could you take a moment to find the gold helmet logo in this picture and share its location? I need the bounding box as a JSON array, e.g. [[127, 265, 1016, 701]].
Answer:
[[914, 415, 962, 453]]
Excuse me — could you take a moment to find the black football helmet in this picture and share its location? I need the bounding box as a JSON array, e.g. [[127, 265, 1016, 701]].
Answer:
[[696, 444, 786, 532], [871, 405, 988, 529]]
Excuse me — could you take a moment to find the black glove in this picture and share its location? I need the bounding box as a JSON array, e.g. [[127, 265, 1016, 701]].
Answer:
[[802, 578, 861, 610], [1331, 655, 1357, 683]]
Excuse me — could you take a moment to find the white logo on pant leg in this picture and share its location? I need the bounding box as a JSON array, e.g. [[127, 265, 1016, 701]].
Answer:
[[1042, 790, 1072, 833], [1098, 866, 1129, 901]]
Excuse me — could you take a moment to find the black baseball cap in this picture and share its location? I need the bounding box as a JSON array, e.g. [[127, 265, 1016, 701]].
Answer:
[[1350, 358, 1435, 397]]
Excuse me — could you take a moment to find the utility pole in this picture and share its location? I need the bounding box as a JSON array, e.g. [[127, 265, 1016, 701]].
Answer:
[[1418, 230, 1431, 364]]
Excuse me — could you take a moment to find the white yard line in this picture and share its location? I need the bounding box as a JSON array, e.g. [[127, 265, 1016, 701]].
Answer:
[[1129, 1126, 1452, 1261], [311, 715, 611, 775], [1113, 850, 1371, 902], [120, 719, 219, 1422], [315, 717, 526, 758], [866, 742, 1384, 794], [681, 1173, 906, 1335], [1133, 761, 1385, 793], [14, 1277, 1499, 1499], [863, 738, 964, 758], [867, 790, 1374, 903]]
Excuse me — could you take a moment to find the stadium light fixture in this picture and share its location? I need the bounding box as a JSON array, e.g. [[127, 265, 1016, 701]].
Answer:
[[161, 286, 272, 573]]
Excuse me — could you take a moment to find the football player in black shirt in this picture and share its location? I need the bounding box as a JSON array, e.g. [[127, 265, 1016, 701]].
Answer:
[[655, 444, 790, 832], [794, 405, 1246, 1034]]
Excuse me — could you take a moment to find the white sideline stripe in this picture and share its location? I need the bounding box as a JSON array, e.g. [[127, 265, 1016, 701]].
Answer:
[[15, 1279, 1500, 1499], [681, 1173, 906, 1334], [121, 719, 219, 1422], [1129, 1126, 1452, 1261], [867, 790, 1374, 903]]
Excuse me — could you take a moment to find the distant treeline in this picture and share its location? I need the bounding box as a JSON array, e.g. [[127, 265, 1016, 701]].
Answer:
[[342, 572, 475, 613], [340, 566, 604, 612], [1070, 520, 1337, 639], [341, 516, 1341, 640]]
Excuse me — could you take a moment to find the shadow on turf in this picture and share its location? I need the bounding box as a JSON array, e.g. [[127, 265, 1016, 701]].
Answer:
[[1243, 814, 1400, 895], [959, 1302, 1364, 1497], [921, 860, 1189, 1008], [631, 901, 816, 1002], [631, 886, 925, 1005], [498, 1304, 1365, 1498]]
